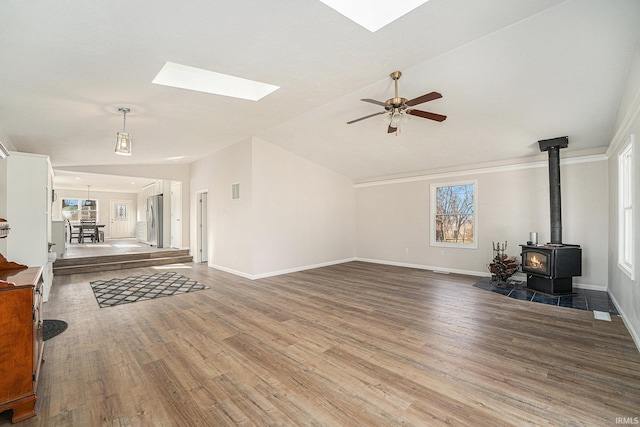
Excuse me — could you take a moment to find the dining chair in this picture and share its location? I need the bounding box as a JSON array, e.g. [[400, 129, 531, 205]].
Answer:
[[66, 219, 81, 243], [79, 219, 97, 243]]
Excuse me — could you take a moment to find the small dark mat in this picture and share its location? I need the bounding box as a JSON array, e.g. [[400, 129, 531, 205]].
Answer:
[[43, 319, 68, 341]]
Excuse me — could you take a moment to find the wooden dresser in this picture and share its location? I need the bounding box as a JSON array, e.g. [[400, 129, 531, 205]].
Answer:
[[0, 267, 44, 423]]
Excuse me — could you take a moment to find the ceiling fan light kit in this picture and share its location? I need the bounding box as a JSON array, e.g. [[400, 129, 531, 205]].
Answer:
[[347, 70, 446, 135]]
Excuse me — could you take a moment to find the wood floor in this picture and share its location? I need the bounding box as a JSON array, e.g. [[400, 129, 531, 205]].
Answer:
[[59, 238, 179, 259], [2, 261, 639, 426]]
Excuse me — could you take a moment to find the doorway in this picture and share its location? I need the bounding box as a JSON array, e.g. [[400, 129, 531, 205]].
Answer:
[[109, 199, 134, 238], [196, 191, 208, 263], [170, 182, 182, 249]]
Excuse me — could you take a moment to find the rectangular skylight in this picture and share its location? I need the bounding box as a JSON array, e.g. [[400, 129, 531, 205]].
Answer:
[[318, 0, 429, 32], [152, 62, 279, 101]]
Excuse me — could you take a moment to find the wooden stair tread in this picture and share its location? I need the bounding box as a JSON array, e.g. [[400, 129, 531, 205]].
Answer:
[[53, 251, 193, 275], [54, 249, 190, 267]]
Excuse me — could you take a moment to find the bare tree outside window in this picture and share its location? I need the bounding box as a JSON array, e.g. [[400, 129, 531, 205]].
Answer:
[[430, 181, 478, 248]]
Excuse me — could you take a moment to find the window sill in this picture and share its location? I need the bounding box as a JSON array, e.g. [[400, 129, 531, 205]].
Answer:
[[618, 262, 635, 281]]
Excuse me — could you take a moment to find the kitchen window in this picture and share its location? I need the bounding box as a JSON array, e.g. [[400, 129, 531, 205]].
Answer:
[[62, 198, 98, 221]]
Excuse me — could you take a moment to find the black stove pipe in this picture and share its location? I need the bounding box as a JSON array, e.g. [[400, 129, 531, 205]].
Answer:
[[538, 136, 568, 245]]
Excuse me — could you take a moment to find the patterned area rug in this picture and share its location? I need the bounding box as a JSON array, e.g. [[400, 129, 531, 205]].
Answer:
[[90, 271, 208, 308]]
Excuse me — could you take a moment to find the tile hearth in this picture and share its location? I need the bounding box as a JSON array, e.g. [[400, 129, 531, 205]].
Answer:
[[473, 277, 619, 315]]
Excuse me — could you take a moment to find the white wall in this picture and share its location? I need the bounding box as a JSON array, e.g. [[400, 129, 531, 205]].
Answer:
[[190, 137, 356, 278], [190, 138, 254, 276], [607, 42, 640, 350], [356, 156, 609, 287], [252, 138, 355, 277]]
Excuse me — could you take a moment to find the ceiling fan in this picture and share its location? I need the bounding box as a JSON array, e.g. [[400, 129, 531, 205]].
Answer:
[[347, 71, 446, 134]]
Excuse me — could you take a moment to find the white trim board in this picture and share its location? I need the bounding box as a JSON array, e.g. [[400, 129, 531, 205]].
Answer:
[[607, 86, 640, 158], [608, 291, 640, 354], [209, 258, 357, 280], [355, 154, 606, 188], [212, 256, 608, 292], [355, 257, 489, 277]]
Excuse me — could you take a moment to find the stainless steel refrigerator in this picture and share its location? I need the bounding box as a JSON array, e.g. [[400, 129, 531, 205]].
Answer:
[[147, 194, 163, 247]]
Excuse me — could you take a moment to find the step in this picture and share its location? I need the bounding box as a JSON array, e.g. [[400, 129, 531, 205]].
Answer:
[[53, 249, 191, 268], [53, 250, 193, 275]]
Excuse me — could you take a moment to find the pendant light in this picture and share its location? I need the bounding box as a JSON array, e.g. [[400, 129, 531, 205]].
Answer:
[[115, 107, 132, 156]]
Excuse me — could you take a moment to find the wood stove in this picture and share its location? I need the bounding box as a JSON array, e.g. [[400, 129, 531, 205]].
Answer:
[[520, 244, 581, 294], [521, 136, 582, 294]]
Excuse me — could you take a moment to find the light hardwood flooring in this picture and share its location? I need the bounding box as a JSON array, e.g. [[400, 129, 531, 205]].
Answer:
[[60, 238, 177, 259], [2, 261, 639, 426]]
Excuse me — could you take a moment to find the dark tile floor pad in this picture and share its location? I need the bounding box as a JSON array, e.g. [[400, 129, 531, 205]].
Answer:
[[473, 277, 619, 315]]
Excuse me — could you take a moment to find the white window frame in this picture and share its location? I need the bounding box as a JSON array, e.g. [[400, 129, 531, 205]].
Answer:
[[618, 137, 634, 280], [61, 198, 99, 222], [430, 180, 478, 249]]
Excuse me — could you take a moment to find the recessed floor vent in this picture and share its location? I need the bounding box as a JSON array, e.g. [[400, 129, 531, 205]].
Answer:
[[593, 310, 611, 321]]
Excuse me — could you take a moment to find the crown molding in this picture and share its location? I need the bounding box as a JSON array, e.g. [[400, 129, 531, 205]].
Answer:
[[607, 86, 640, 158], [354, 153, 607, 188]]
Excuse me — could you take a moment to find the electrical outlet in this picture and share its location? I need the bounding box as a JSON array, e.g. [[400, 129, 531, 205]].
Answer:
[[405, 248, 409, 253], [440, 250, 445, 256]]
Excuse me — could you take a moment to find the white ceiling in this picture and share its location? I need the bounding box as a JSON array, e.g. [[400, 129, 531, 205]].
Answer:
[[53, 170, 156, 194], [1, 0, 639, 189]]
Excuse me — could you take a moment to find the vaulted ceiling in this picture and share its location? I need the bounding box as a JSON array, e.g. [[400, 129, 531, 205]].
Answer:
[[1, 0, 639, 188]]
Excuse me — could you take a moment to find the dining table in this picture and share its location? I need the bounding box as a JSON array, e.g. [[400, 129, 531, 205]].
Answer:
[[72, 224, 106, 243]]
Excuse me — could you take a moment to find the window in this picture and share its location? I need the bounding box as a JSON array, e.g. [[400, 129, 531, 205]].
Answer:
[[113, 203, 128, 221], [430, 180, 478, 249], [619, 138, 634, 279], [62, 198, 98, 221]]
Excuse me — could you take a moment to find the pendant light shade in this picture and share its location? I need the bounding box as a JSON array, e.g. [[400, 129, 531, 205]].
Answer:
[[115, 107, 132, 156]]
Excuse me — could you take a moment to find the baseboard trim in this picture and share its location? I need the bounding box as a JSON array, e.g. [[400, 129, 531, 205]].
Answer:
[[251, 258, 357, 280], [355, 258, 490, 278], [608, 292, 640, 353], [572, 282, 608, 292], [209, 258, 357, 280], [208, 264, 254, 280]]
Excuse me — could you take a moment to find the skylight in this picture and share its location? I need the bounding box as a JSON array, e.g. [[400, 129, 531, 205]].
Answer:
[[318, 0, 429, 32], [152, 62, 279, 101]]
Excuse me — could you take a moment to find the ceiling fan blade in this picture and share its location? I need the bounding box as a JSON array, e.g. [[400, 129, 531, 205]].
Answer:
[[347, 111, 385, 124], [407, 109, 447, 122], [405, 91, 442, 107], [387, 125, 397, 134], [361, 98, 387, 107]]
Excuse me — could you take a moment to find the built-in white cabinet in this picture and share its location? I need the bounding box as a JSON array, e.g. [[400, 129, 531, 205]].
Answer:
[[136, 221, 147, 243], [0, 152, 54, 301]]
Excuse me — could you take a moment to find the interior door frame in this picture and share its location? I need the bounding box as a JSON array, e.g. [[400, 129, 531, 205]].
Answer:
[[170, 182, 182, 249], [195, 190, 208, 263]]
